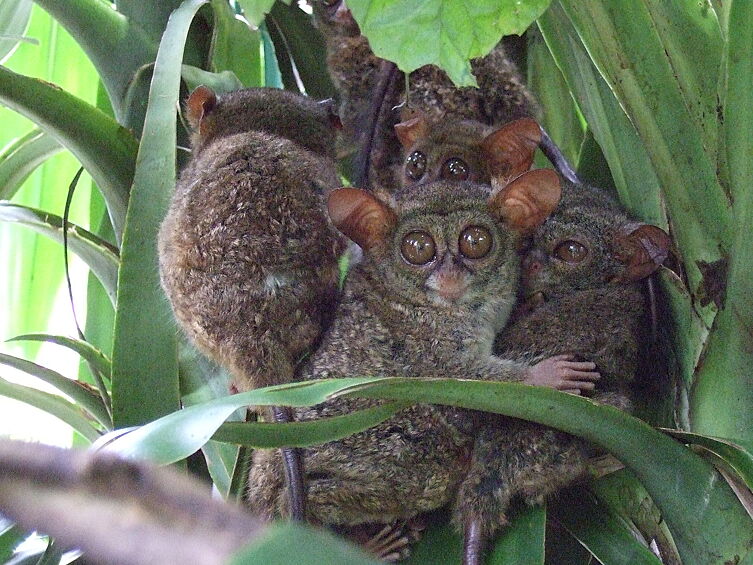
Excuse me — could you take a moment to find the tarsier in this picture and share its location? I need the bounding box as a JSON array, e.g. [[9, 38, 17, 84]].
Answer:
[[455, 183, 671, 565], [246, 169, 605, 554], [311, 0, 538, 190], [158, 86, 345, 520]]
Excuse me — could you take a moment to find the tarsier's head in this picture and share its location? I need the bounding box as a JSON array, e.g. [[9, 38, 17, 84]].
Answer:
[[184, 85, 340, 157], [394, 112, 541, 189], [521, 183, 671, 302], [328, 170, 561, 310], [311, 0, 360, 37]]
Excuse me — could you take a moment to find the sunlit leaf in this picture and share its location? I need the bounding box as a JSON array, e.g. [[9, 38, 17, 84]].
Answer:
[[208, 0, 262, 88], [0, 375, 99, 442], [347, 0, 551, 86], [0, 522, 24, 562], [0, 129, 61, 201], [0, 352, 109, 428], [237, 0, 277, 28], [181, 65, 243, 94], [0, 202, 119, 303], [0, 0, 33, 64]]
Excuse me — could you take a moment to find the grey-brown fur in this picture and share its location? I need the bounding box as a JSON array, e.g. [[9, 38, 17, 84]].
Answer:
[[247, 176, 571, 527], [311, 1, 538, 191], [158, 87, 345, 394], [453, 182, 667, 546]]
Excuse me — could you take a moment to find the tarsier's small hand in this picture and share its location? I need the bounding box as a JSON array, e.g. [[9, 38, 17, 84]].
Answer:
[[525, 354, 600, 394]]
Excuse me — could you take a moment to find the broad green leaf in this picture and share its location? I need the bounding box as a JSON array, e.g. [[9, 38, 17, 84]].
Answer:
[[347, 0, 551, 86], [213, 402, 407, 447], [0, 202, 119, 303], [208, 0, 263, 88], [0, 65, 138, 242], [550, 488, 661, 565], [558, 2, 731, 290], [237, 0, 277, 28], [8, 333, 112, 386], [402, 517, 461, 565], [0, 352, 109, 428], [333, 378, 753, 565], [228, 523, 380, 565], [101, 378, 392, 462], [691, 0, 753, 445], [0, 0, 32, 64], [261, 22, 284, 89], [0, 129, 62, 201], [526, 28, 583, 168], [536, 6, 666, 227], [32, 0, 157, 123], [267, 2, 334, 98], [660, 428, 753, 492], [111, 0, 207, 429], [487, 504, 545, 565], [181, 65, 244, 94], [200, 439, 238, 498], [0, 375, 99, 442]]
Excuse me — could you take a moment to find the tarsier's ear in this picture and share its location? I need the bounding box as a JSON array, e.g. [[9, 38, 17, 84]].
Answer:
[[186, 85, 217, 131], [488, 169, 561, 233], [613, 223, 671, 282], [481, 118, 541, 183], [328, 188, 397, 250], [394, 113, 429, 148]]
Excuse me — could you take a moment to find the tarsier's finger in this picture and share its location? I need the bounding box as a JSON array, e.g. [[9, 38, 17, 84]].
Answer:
[[561, 360, 597, 371], [561, 367, 601, 380], [563, 389, 582, 395], [549, 354, 575, 361], [561, 380, 596, 391]]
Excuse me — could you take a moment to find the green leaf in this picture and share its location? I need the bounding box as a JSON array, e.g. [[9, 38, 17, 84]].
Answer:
[[101, 378, 392, 462], [181, 65, 244, 94], [260, 22, 284, 89], [32, 0, 158, 123], [346, 0, 551, 86], [402, 517, 461, 565], [8, 333, 112, 385], [0, 129, 62, 201], [237, 0, 277, 28], [557, 2, 731, 291], [550, 488, 662, 565], [0, 352, 110, 429], [0, 375, 99, 442], [213, 402, 406, 447], [0, 65, 138, 242], [111, 0, 208, 429], [660, 428, 753, 493], [208, 0, 262, 88], [228, 523, 380, 565], [333, 378, 753, 565], [267, 2, 334, 98], [0, 0, 32, 64], [487, 504, 545, 565], [690, 0, 753, 446], [0, 522, 24, 562], [0, 202, 119, 304]]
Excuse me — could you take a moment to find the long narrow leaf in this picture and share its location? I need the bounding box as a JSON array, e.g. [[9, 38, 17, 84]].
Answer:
[[0, 202, 119, 303], [0, 0, 32, 63], [111, 0, 208, 428], [0, 522, 24, 562], [0, 129, 62, 200], [208, 0, 262, 88], [8, 333, 111, 385], [0, 65, 138, 241], [0, 376, 99, 442], [0, 352, 109, 428], [487, 504, 545, 565]]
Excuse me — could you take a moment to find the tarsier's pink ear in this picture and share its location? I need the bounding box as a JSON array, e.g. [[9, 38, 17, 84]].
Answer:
[[481, 118, 541, 183], [613, 223, 671, 282], [394, 113, 429, 148], [319, 98, 343, 129], [328, 188, 397, 250], [186, 85, 217, 131], [488, 169, 561, 233]]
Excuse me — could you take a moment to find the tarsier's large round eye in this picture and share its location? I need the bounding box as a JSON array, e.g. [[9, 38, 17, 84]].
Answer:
[[459, 226, 493, 259], [441, 157, 470, 181], [405, 151, 427, 181], [401, 231, 436, 265], [553, 240, 588, 263]]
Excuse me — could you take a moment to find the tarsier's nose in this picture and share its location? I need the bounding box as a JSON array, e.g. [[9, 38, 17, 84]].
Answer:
[[522, 249, 546, 279]]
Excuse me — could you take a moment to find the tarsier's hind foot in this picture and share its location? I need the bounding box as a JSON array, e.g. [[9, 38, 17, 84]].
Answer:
[[343, 517, 427, 562]]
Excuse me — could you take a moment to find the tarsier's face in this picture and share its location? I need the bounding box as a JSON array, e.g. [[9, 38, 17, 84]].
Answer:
[[313, 0, 360, 36], [385, 203, 517, 308], [403, 143, 488, 187]]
